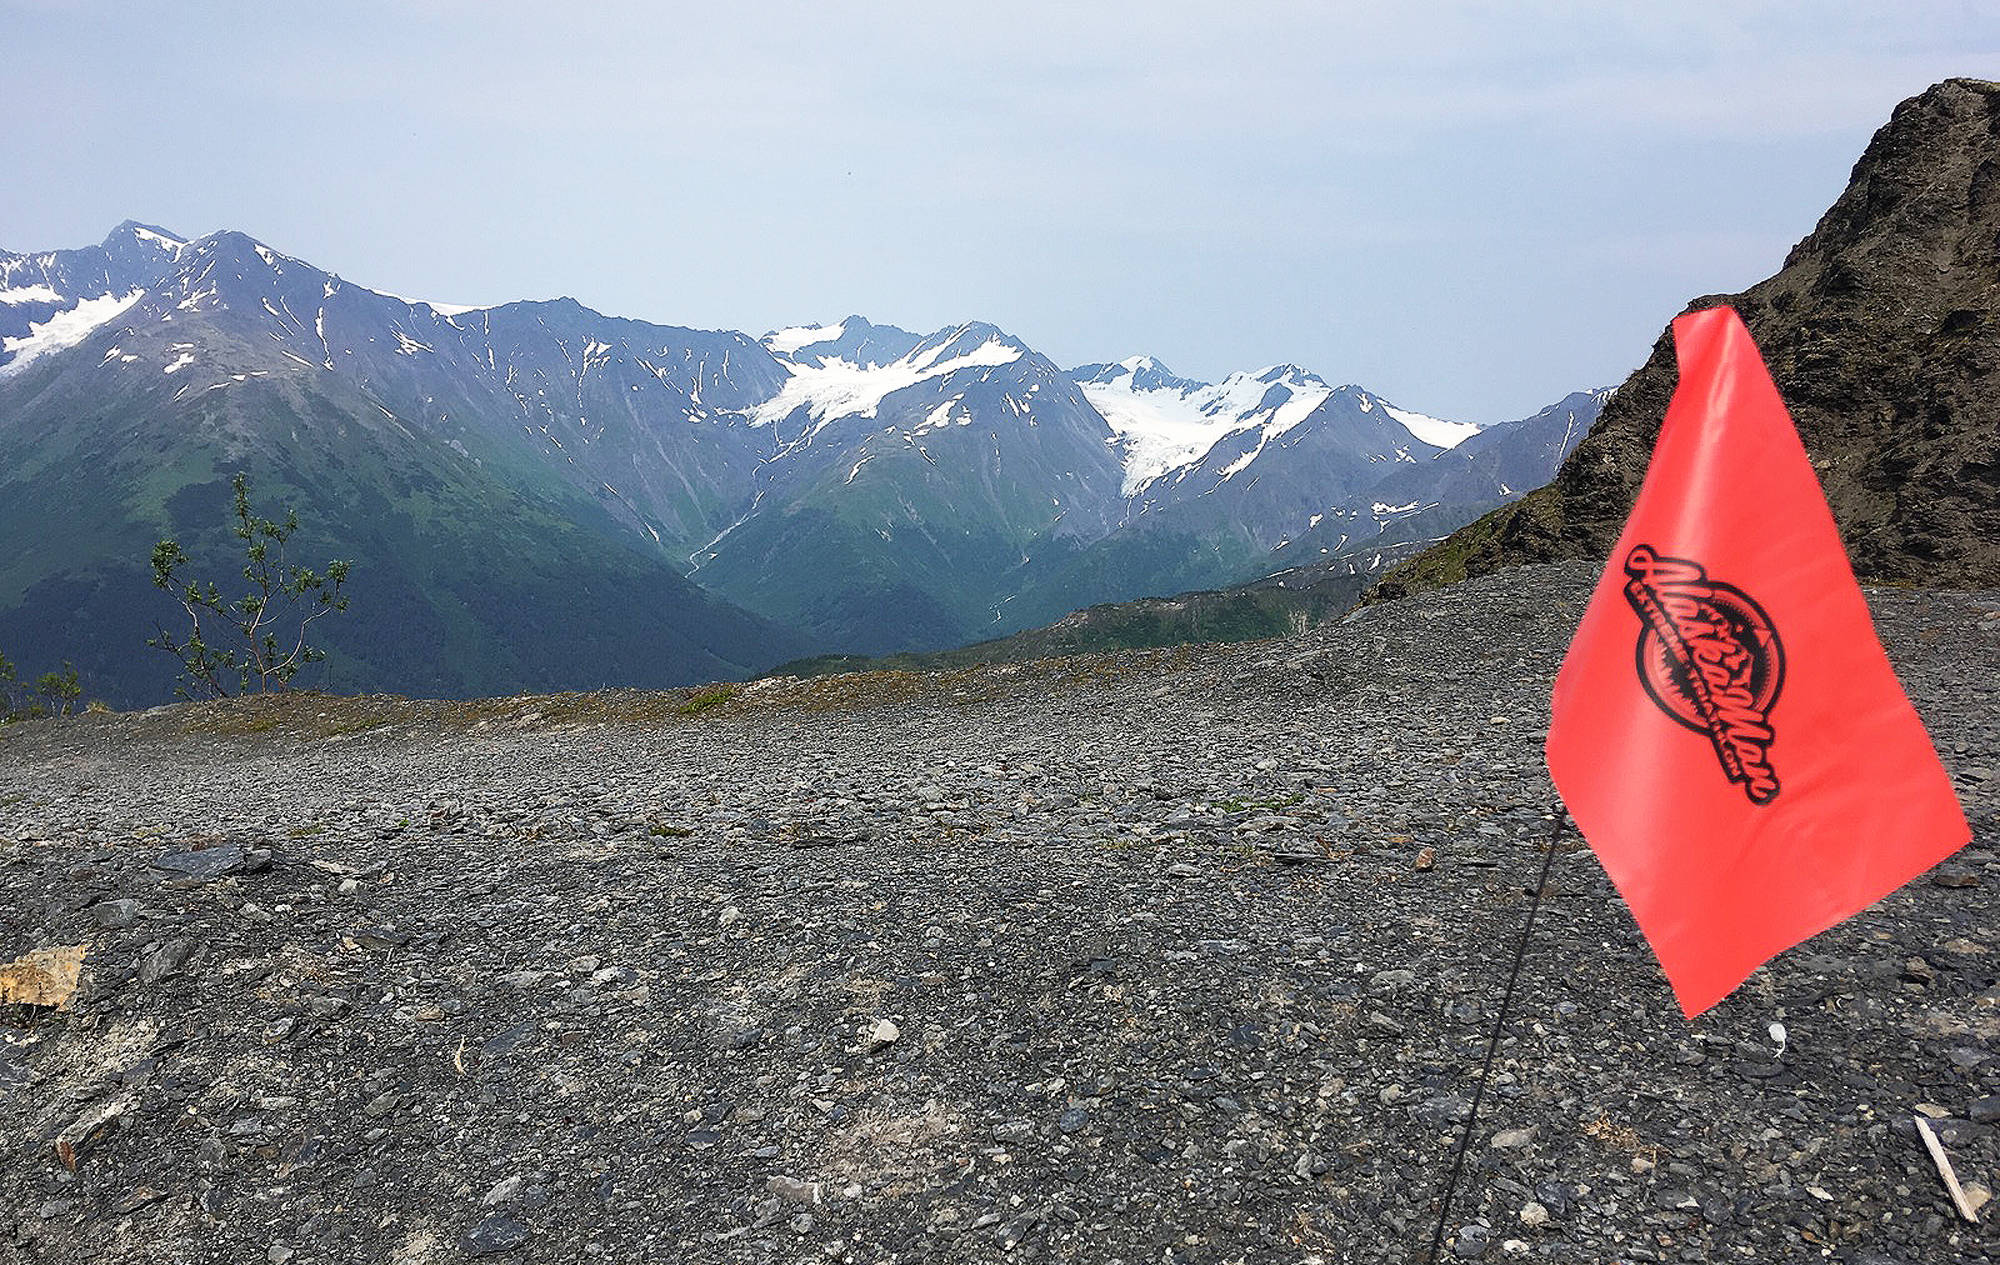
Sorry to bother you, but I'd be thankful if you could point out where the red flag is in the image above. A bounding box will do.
[1546,305,1969,1018]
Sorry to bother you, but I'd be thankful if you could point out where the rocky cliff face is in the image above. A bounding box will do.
[1375,78,2000,600]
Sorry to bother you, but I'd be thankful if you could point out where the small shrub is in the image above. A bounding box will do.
[1,651,92,720]
[148,473,353,699]
[35,664,81,717]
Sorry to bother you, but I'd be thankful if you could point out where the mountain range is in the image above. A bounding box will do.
[0,223,1602,704]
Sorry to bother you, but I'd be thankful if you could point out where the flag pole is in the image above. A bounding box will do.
[1417,808,1564,1265]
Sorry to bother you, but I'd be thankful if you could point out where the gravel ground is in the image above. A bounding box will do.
[1,562,1995,1265]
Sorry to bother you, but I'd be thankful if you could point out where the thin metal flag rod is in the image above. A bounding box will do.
[1417,809,1564,1265]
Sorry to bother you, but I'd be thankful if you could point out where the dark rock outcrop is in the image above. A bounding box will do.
[1374,77,2000,600]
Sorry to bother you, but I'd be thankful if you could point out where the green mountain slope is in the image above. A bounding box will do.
[0,236,805,705]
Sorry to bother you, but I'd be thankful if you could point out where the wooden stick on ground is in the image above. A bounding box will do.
[1914,1114,1980,1224]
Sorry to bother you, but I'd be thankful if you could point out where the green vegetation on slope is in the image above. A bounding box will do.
[768,568,1366,678]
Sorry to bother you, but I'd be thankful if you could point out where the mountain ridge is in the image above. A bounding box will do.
[1,221,1602,701]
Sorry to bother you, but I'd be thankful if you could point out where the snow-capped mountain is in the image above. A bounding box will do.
[0,222,1604,700]
[1273,388,1613,566]
[694,319,1129,650]
[0,222,192,375]
[1074,356,1482,496]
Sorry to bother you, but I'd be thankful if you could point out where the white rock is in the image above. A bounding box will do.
[1518,1201,1548,1228]
[483,1174,525,1206]
[766,1175,821,1205]
[866,1018,900,1050]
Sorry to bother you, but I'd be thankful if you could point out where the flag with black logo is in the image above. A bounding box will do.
[1546,305,1969,1018]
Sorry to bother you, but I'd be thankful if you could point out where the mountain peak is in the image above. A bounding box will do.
[182,228,284,266]
[104,221,187,252]
[933,319,1020,347]
[1069,356,1208,395]
[1251,363,1329,390]
[762,316,925,369]
[903,320,1028,370]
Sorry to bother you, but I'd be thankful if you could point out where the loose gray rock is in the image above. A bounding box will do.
[459,1213,530,1256]
[136,938,195,984]
[0,563,1989,1265]
[92,899,141,929]
[150,844,246,880]
[482,1175,526,1207]
[766,1176,821,1205]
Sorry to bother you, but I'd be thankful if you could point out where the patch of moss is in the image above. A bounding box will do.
[675,684,739,717]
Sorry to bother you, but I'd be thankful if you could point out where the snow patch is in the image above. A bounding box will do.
[128,226,186,251]
[0,290,143,377]
[1084,363,1333,494]
[363,284,487,317]
[1383,404,1481,449]
[1218,441,1265,480]
[764,321,847,356]
[909,334,1017,374]
[1083,382,1231,494]
[162,351,196,374]
[0,284,62,305]
[750,335,1021,431]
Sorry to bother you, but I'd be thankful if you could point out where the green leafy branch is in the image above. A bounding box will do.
[148,473,353,699]
[0,650,82,719]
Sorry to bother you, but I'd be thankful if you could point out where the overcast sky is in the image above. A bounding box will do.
[4,2,1994,420]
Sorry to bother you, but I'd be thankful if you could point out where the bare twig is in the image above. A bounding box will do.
[1915,1114,1980,1224]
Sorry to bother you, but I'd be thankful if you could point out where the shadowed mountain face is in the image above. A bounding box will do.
[1375,78,2000,600]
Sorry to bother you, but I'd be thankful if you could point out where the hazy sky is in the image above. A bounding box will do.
[5,2,1994,420]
